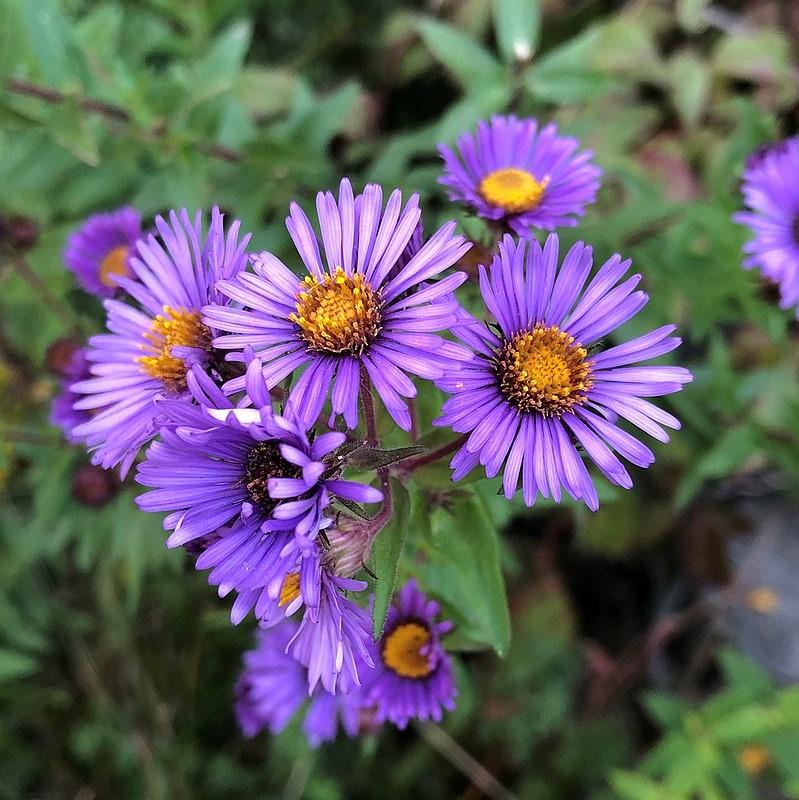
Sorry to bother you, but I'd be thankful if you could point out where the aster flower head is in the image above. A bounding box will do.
[64,206,143,297]
[50,346,93,444]
[436,234,693,510]
[366,579,456,729]
[734,136,799,316]
[204,178,473,432]
[72,207,250,476]
[235,622,369,746]
[438,115,601,237]
[135,358,382,622]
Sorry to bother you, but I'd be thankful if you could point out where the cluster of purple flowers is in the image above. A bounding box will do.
[53,113,707,747]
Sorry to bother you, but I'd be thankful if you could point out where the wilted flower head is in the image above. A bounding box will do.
[436,234,692,510]
[366,579,456,729]
[204,178,472,432]
[72,208,250,476]
[734,137,799,317]
[438,115,601,237]
[64,206,143,297]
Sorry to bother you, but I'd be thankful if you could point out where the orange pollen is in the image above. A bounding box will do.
[479,167,549,214]
[289,266,382,355]
[98,245,130,288]
[137,307,211,393]
[495,324,592,416]
[382,622,433,679]
[279,572,301,607]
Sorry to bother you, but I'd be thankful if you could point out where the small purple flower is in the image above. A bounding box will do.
[64,207,143,297]
[72,208,250,476]
[203,178,472,432]
[436,234,692,510]
[235,623,368,746]
[438,115,601,237]
[50,347,93,444]
[366,579,456,729]
[734,137,799,317]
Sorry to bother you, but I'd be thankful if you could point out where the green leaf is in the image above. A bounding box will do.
[422,493,510,655]
[643,693,691,728]
[416,17,502,88]
[347,444,427,471]
[0,647,39,683]
[493,0,540,63]
[369,479,411,640]
[670,51,710,130]
[611,771,676,800]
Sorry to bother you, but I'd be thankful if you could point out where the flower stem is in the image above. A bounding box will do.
[403,434,467,473]
[359,368,379,448]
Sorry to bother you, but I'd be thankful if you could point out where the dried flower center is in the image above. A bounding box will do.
[279,572,301,607]
[138,307,211,393]
[243,440,299,513]
[382,622,432,679]
[99,245,130,288]
[290,266,382,355]
[495,324,592,416]
[479,168,549,214]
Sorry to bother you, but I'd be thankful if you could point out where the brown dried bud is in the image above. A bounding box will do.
[71,464,122,508]
[2,214,39,252]
[45,339,81,377]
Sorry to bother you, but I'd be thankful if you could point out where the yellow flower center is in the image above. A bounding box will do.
[479,168,549,214]
[137,307,211,392]
[496,324,592,416]
[279,572,301,607]
[382,622,432,679]
[290,266,382,355]
[98,245,130,288]
[738,744,771,776]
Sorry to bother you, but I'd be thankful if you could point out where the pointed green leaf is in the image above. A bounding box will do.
[493,0,540,63]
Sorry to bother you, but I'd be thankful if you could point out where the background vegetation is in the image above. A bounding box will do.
[2,0,799,797]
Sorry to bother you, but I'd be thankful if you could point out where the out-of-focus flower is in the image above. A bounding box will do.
[438,115,601,237]
[71,463,122,507]
[63,207,143,297]
[436,234,692,510]
[204,178,472,432]
[734,138,799,318]
[49,346,92,444]
[366,579,456,729]
[72,208,250,476]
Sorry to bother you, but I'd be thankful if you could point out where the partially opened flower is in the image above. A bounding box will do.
[64,206,143,297]
[436,234,692,510]
[204,178,472,431]
[734,138,799,317]
[366,579,456,729]
[50,347,93,444]
[438,115,601,237]
[235,622,370,746]
[72,208,250,476]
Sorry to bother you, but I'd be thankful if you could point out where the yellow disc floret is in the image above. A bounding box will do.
[138,307,211,392]
[382,622,433,679]
[99,245,130,288]
[279,572,301,607]
[290,267,382,354]
[496,324,592,416]
[479,167,549,214]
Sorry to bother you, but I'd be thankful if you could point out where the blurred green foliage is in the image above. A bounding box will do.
[2,0,799,798]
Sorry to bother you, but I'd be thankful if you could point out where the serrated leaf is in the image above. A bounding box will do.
[422,493,510,655]
[493,0,540,63]
[417,17,502,88]
[369,479,411,640]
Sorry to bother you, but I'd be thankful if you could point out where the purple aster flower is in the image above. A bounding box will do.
[50,347,93,444]
[435,234,693,510]
[203,178,472,431]
[235,623,369,746]
[366,579,456,729]
[438,115,601,237]
[135,359,382,623]
[64,206,143,297]
[71,208,250,476]
[734,137,799,316]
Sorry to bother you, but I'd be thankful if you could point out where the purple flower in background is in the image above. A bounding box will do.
[50,347,93,444]
[204,178,472,431]
[436,234,692,510]
[235,623,369,746]
[71,208,250,476]
[734,137,799,317]
[64,206,143,297]
[438,115,601,237]
[366,579,456,729]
